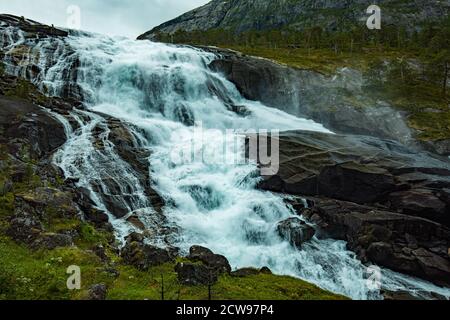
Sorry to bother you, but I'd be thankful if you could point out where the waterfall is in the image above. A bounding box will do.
[1,24,450,300]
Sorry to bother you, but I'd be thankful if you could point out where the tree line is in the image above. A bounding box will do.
[154,20,450,96]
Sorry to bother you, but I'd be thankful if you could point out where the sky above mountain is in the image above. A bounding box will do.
[0,0,208,38]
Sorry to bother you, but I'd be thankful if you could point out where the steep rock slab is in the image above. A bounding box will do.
[301,198,450,287]
[251,130,450,227]
[206,47,417,150]
[0,96,66,157]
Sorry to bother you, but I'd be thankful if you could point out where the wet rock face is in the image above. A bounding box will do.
[301,198,450,287]
[91,117,165,221]
[277,217,315,249]
[206,47,429,153]
[255,130,450,286]
[1,15,83,101]
[0,96,66,158]
[253,130,450,228]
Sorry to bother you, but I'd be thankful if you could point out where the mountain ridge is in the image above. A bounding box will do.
[138,0,450,40]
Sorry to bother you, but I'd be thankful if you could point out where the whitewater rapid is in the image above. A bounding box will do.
[1,25,450,300]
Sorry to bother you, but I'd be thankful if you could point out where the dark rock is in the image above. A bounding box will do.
[126,215,146,230]
[139,1,446,39]
[74,187,112,230]
[251,130,450,227]
[276,217,315,248]
[175,262,217,286]
[0,96,66,158]
[231,268,260,277]
[92,244,109,262]
[188,246,231,274]
[7,211,42,245]
[307,198,450,287]
[107,120,165,215]
[382,290,421,301]
[121,237,173,270]
[206,47,417,149]
[85,209,111,230]
[15,187,78,218]
[125,232,145,244]
[388,189,447,224]
[259,267,272,274]
[32,233,73,250]
[88,284,107,300]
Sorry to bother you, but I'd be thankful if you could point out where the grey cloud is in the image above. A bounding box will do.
[0,0,208,38]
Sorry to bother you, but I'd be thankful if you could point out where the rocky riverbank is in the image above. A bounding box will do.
[246,130,450,288]
[1,13,449,300]
[204,46,450,156]
[0,52,344,300]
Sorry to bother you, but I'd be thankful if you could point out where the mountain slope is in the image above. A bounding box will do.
[138,0,450,40]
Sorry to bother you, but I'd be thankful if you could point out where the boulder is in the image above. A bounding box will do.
[121,235,173,270]
[0,96,67,158]
[303,198,450,287]
[259,267,273,274]
[231,267,272,277]
[276,217,315,248]
[188,246,231,274]
[88,284,107,300]
[7,211,42,245]
[251,130,450,227]
[175,262,218,286]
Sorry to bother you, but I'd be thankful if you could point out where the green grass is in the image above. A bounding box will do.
[216,45,450,141]
[212,45,415,74]
[0,235,348,300]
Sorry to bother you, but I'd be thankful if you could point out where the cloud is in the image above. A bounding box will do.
[0,0,209,38]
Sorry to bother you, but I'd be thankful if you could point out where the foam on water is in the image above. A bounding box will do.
[1,25,449,300]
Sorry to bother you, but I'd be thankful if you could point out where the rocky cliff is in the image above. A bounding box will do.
[246,129,450,287]
[0,15,348,300]
[2,14,450,300]
[203,46,450,156]
[138,0,450,40]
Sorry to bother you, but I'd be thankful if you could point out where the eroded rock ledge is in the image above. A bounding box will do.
[204,46,449,156]
[250,130,450,287]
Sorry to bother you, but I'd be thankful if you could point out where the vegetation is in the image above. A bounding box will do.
[0,139,345,300]
[156,20,450,141]
[0,233,347,300]
[0,168,346,300]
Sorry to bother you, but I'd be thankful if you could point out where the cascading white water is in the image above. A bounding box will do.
[1,24,450,300]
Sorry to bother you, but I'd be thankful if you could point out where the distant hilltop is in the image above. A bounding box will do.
[138,0,450,40]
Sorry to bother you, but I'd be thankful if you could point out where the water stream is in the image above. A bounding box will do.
[1,23,449,300]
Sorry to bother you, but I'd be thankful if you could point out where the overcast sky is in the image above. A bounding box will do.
[0,0,209,38]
